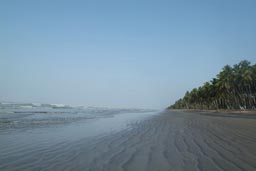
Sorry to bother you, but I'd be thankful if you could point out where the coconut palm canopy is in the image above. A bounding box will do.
[169,60,256,110]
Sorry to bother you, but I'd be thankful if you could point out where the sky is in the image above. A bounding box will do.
[1,0,256,109]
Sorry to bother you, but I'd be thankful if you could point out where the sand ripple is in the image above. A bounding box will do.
[1,111,256,171]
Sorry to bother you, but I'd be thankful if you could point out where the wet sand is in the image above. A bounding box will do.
[1,110,256,171]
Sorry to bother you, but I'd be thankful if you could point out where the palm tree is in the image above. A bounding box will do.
[168,60,256,110]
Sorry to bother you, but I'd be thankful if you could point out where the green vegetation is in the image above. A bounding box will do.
[169,60,256,110]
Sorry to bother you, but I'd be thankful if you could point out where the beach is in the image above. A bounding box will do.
[1,109,256,171]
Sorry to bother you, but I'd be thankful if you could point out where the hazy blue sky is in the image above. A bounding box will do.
[1,0,256,108]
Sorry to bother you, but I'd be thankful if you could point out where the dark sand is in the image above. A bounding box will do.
[1,110,256,171]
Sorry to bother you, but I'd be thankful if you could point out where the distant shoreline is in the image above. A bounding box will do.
[169,109,256,115]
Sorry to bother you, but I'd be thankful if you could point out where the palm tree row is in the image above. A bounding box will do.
[168,60,256,110]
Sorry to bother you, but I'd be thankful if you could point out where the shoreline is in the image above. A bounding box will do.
[169,109,256,115]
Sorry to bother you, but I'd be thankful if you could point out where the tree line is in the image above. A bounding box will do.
[168,60,256,110]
